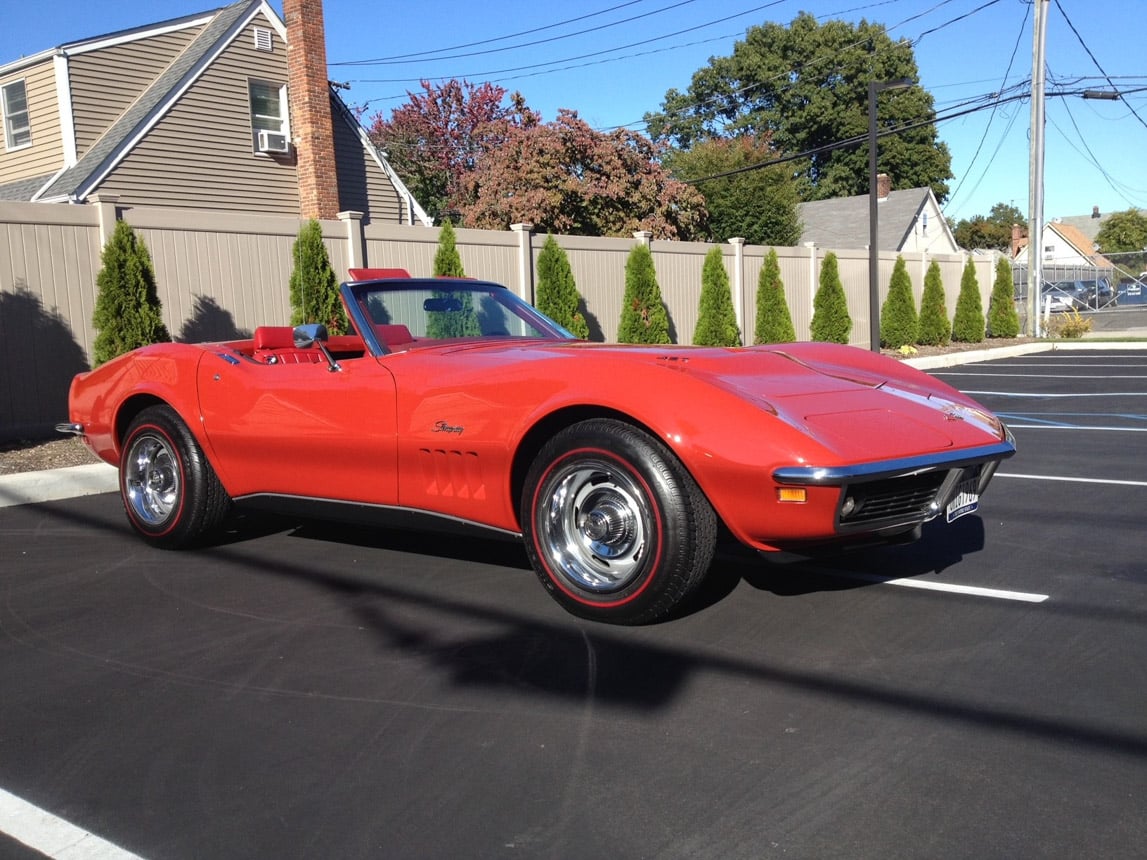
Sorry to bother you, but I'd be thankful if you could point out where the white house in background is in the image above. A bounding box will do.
[1012,219,1114,270]
[797,174,960,254]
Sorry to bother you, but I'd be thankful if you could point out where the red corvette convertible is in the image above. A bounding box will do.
[60,273,1014,624]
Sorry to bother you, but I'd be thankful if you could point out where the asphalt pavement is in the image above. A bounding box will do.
[2,343,1145,860]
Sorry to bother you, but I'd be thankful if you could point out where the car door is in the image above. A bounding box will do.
[196,351,399,504]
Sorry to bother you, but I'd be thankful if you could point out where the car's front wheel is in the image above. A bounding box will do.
[120,405,231,548]
[521,418,717,624]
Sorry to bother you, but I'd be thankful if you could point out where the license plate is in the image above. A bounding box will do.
[946,477,979,523]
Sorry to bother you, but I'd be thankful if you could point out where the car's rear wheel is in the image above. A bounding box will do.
[521,418,716,624]
[120,405,231,548]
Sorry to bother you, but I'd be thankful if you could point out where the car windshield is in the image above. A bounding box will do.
[342,279,574,354]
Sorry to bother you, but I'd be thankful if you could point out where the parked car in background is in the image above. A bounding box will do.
[1081,278,1115,308]
[1042,281,1086,312]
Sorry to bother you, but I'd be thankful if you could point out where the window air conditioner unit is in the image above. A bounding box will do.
[257,130,290,154]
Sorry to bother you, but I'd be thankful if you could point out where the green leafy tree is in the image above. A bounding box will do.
[617,243,671,344]
[535,234,590,339]
[92,220,170,366]
[665,136,801,246]
[880,256,918,349]
[1095,208,1147,276]
[917,261,951,346]
[952,259,985,343]
[428,220,479,337]
[693,247,740,346]
[289,219,346,334]
[754,248,797,344]
[647,12,952,203]
[987,256,1020,338]
[810,252,851,344]
[952,202,1025,251]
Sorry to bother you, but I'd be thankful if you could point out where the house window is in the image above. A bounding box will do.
[2,80,32,150]
[249,80,288,152]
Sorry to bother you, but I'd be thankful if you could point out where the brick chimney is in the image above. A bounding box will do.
[1011,223,1028,259]
[1092,205,1101,219]
[284,0,339,220]
[876,173,891,200]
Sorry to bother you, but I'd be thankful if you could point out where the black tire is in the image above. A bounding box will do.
[521,418,717,624]
[120,405,231,549]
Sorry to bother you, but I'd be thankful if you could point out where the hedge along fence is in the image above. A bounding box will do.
[1,199,1001,438]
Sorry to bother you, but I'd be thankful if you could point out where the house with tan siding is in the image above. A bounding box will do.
[0,0,430,226]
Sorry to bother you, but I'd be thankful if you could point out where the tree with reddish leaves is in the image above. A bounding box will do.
[366,80,538,223]
[458,109,708,240]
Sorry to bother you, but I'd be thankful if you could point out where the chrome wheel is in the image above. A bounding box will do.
[522,418,717,624]
[539,457,652,593]
[124,432,180,526]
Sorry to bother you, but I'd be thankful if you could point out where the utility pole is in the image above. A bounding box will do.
[1027,0,1049,335]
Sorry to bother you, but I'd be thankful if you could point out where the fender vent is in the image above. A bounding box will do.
[418,448,486,500]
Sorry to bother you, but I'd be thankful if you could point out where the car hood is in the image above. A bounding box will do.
[434,340,1006,458]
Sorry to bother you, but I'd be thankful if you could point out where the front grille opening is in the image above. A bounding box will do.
[838,471,948,530]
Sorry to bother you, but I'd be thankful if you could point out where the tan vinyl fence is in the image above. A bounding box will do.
[1,199,1002,439]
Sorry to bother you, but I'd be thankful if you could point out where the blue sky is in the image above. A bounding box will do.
[4,0,1145,225]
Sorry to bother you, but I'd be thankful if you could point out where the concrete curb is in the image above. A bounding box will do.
[0,462,119,509]
[1,339,1142,508]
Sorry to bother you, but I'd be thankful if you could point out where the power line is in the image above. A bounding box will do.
[332,0,704,66]
[1052,0,1147,133]
[943,0,1030,211]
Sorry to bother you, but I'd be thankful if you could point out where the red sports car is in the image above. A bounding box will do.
[60,274,1014,624]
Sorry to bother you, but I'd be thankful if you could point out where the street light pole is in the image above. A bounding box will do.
[868,78,912,352]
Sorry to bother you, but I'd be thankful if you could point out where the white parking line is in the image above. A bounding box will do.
[833,571,1049,602]
[938,372,1147,379]
[997,473,1147,488]
[0,788,145,860]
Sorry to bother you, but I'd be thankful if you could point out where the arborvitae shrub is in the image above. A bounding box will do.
[617,243,671,344]
[952,259,986,343]
[810,251,851,344]
[433,219,466,277]
[754,248,797,344]
[917,261,951,346]
[92,220,170,366]
[536,234,590,339]
[693,247,740,346]
[880,255,918,349]
[289,219,346,334]
[987,256,1020,338]
[428,220,479,337]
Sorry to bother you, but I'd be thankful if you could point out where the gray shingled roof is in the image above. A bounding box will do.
[36,0,257,202]
[0,173,56,201]
[798,188,932,251]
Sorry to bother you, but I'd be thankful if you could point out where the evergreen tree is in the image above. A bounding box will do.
[289,219,346,334]
[810,252,851,344]
[428,220,479,337]
[535,234,590,339]
[433,219,466,277]
[952,259,986,343]
[917,260,951,346]
[693,247,740,346]
[92,220,170,366]
[880,256,918,349]
[754,248,797,344]
[617,243,671,344]
[987,256,1020,338]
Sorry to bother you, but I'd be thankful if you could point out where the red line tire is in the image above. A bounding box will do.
[120,405,231,549]
[522,418,716,624]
